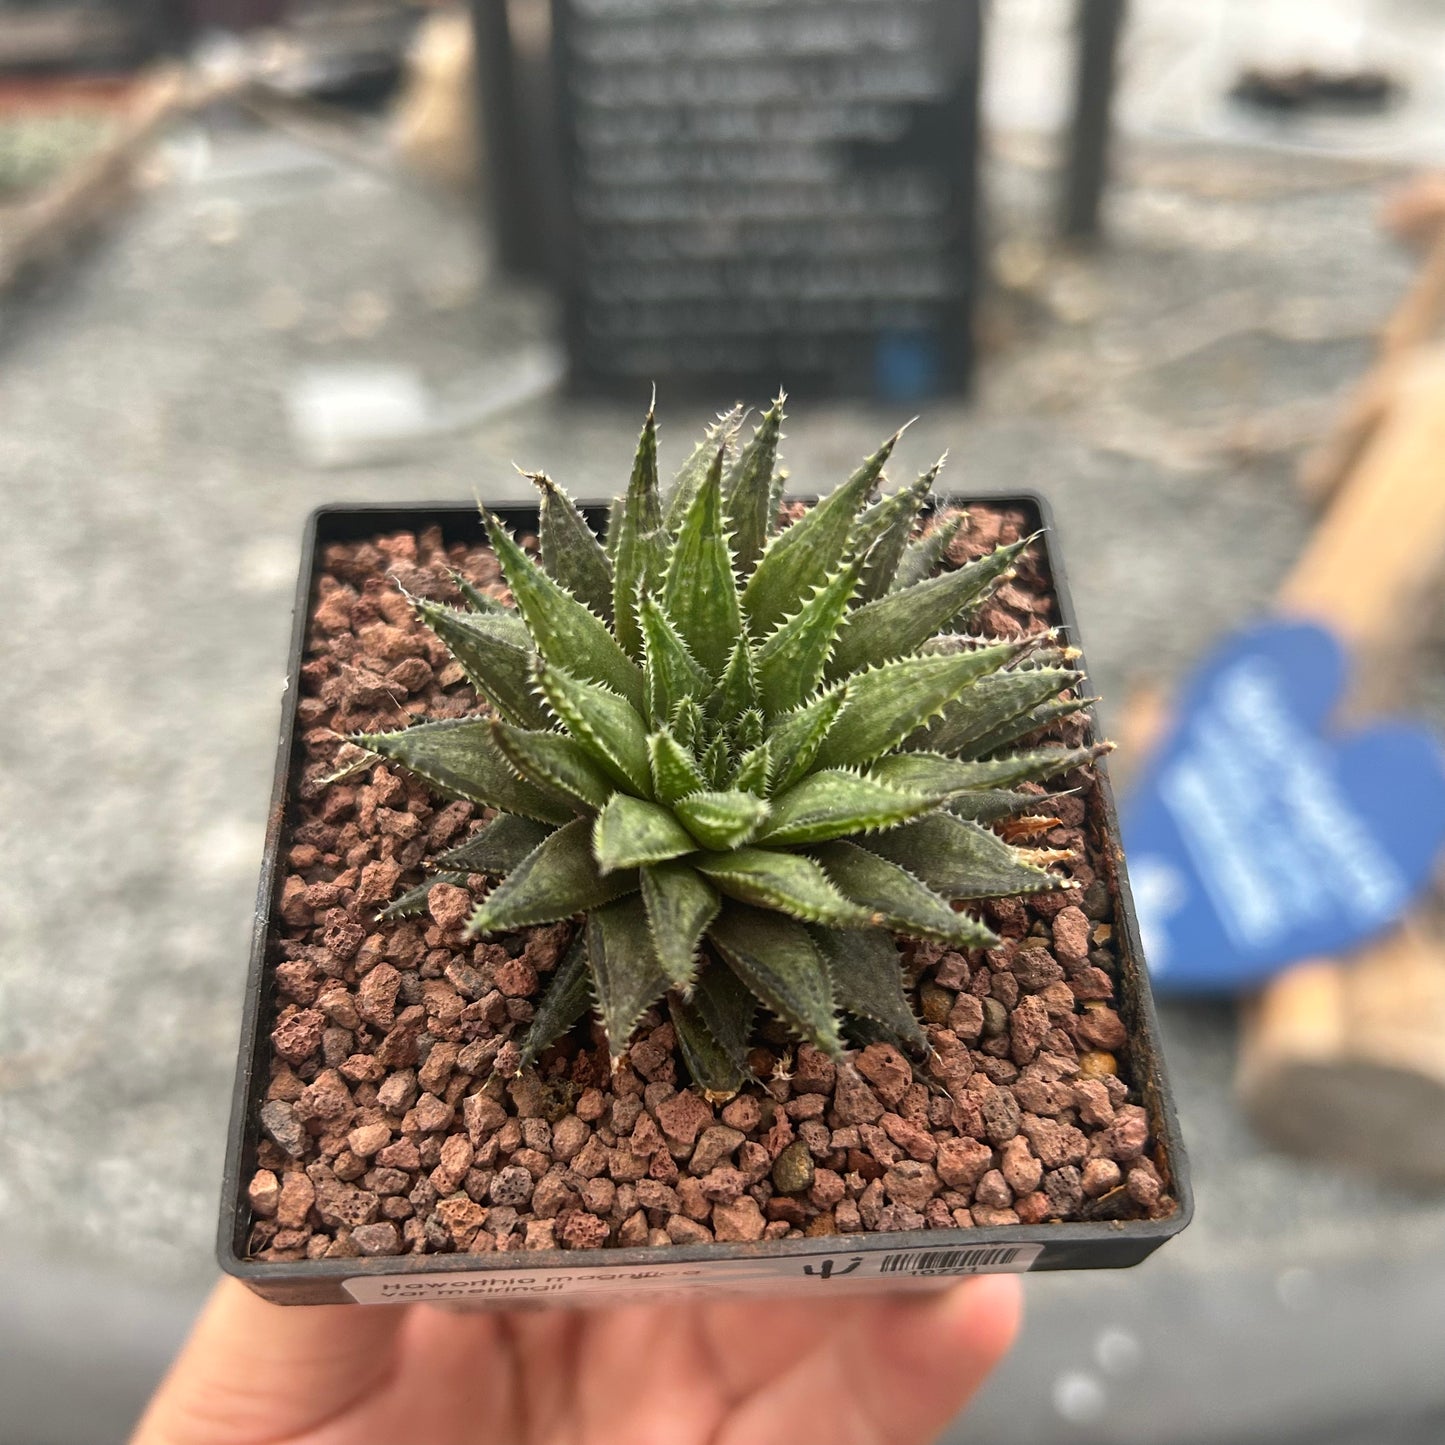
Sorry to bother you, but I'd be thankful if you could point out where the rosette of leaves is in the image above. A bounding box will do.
[349,396,1104,1094]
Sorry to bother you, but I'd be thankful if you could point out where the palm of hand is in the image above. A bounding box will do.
[135,1278,1018,1445]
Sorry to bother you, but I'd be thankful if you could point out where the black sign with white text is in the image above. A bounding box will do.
[549,0,981,399]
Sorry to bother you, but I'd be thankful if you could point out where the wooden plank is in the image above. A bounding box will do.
[1243,353,1445,1177]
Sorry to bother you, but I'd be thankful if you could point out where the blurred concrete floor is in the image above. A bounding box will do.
[3,98,1445,1445]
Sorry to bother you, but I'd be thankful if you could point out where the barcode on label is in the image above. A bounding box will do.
[879,1246,1027,1274]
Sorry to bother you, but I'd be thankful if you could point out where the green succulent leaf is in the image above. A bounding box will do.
[587,896,670,1062]
[485,510,645,712]
[611,406,668,660]
[532,472,613,621]
[811,925,926,1054]
[593,793,697,873]
[639,595,708,725]
[692,962,759,1071]
[640,861,719,988]
[812,840,998,947]
[709,905,844,1058]
[853,464,941,605]
[379,872,468,920]
[491,721,614,813]
[672,697,703,752]
[949,789,1059,823]
[755,558,862,716]
[742,428,901,635]
[668,993,748,1096]
[722,392,784,572]
[907,667,1084,755]
[355,719,576,824]
[700,731,731,789]
[870,743,1107,796]
[663,448,743,676]
[468,818,638,934]
[450,571,506,613]
[767,684,848,791]
[517,930,592,1069]
[734,708,764,753]
[410,600,550,730]
[663,403,744,527]
[732,738,771,795]
[757,768,944,845]
[715,632,759,723]
[893,510,965,593]
[669,961,757,1094]
[696,847,878,927]
[674,790,771,850]
[826,535,1035,679]
[433,811,555,874]
[603,493,624,562]
[647,727,707,805]
[959,695,1097,759]
[535,662,653,798]
[814,642,1024,770]
[865,813,1062,898]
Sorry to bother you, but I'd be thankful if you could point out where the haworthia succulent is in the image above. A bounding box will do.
[722,393,784,572]
[825,534,1036,679]
[640,860,718,988]
[467,818,638,934]
[813,642,1025,770]
[742,428,901,635]
[491,721,615,813]
[485,511,644,712]
[516,930,591,1068]
[754,558,862,717]
[696,847,877,929]
[639,595,708,725]
[674,790,771,850]
[709,905,844,1057]
[853,464,942,605]
[662,403,744,527]
[355,719,576,824]
[892,509,966,593]
[410,601,550,730]
[343,397,1104,1083]
[593,793,697,873]
[812,840,998,948]
[535,662,653,799]
[768,685,848,792]
[532,471,613,621]
[757,768,945,845]
[587,896,669,1062]
[812,925,926,1054]
[863,813,1061,898]
[433,812,555,874]
[663,449,742,676]
[611,406,667,660]
[905,667,1084,756]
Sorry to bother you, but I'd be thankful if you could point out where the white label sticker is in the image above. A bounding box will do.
[344,1242,1041,1307]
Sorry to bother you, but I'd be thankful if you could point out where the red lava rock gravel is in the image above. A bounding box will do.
[245,510,1177,1263]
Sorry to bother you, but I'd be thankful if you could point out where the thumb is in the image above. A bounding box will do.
[130,1277,405,1445]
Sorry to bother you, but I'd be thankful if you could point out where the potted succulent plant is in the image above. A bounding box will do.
[221,396,1190,1305]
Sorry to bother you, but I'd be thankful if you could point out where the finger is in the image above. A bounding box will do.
[714,1275,1022,1445]
[692,1297,879,1402]
[130,1277,405,1445]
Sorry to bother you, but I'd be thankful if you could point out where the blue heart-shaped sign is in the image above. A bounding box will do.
[1124,620,1445,995]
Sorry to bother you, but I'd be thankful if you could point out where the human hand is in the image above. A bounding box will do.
[132,1273,1019,1445]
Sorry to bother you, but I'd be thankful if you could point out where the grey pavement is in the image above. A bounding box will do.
[2,66,1444,1445]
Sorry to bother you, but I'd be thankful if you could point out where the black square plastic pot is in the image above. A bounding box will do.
[220,494,1192,1306]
